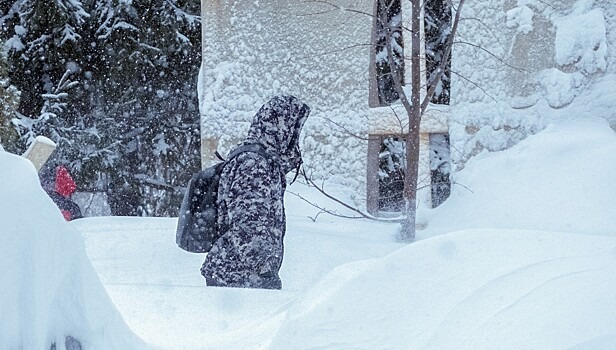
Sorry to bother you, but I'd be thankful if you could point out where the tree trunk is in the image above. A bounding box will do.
[399,0,422,242]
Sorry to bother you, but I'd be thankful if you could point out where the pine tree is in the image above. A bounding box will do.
[87,0,202,216]
[0,44,20,152]
[1,0,89,117]
[0,0,94,166]
[2,0,202,216]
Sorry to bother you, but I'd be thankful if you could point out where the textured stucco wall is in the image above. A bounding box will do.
[198,0,453,207]
[199,0,374,197]
[199,0,615,206]
[450,0,615,169]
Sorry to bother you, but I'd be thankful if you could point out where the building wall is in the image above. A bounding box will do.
[199,0,452,209]
[450,0,615,169]
[199,0,615,209]
[199,0,374,199]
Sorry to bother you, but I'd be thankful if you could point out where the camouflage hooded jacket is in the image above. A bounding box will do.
[201,96,310,289]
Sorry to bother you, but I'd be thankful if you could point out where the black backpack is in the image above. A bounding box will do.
[176,143,273,253]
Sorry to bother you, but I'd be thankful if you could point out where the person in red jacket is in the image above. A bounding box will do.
[40,164,83,221]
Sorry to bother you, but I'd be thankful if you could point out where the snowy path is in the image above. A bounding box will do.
[73,214,616,350]
[72,205,404,349]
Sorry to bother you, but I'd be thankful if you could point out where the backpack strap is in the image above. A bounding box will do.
[226,143,280,169]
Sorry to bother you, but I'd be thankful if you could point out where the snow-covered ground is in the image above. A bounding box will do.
[0,152,147,350]
[3,117,612,349]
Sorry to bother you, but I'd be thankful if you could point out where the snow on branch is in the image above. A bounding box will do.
[12,70,79,146]
[60,25,82,45]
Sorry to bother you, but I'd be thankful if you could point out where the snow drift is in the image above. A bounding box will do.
[72,116,616,349]
[265,117,616,349]
[420,117,616,237]
[268,229,616,350]
[0,151,148,349]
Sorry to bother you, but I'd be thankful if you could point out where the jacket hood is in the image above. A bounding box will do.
[244,95,310,174]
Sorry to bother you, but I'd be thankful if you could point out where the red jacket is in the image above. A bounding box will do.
[55,166,77,198]
[42,165,82,221]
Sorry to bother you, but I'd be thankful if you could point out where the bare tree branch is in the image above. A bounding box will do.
[299,168,406,222]
[446,135,469,160]
[450,70,498,102]
[452,40,530,72]
[308,210,326,222]
[452,181,474,193]
[322,118,369,140]
[534,0,556,10]
[459,17,505,50]
[279,43,371,62]
[301,0,375,18]
[389,105,408,135]
[287,190,367,220]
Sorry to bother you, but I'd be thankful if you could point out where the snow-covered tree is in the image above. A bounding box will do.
[84,0,202,216]
[2,0,201,216]
[1,0,96,172]
[1,0,89,117]
[0,44,19,152]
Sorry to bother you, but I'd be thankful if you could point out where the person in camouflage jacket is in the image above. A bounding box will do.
[201,95,310,289]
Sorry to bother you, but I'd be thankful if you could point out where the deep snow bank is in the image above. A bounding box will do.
[261,117,616,349]
[266,229,616,350]
[0,152,149,349]
[420,117,616,236]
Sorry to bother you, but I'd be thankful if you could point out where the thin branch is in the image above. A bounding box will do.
[277,43,371,62]
[452,180,474,193]
[452,40,530,72]
[388,105,408,135]
[534,0,556,10]
[308,210,326,222]
[287,191,366,220]
[300,168,405,222]
[450,70,498,103]
[459,17,505,50]
[447,136,468,160]
[320,116,369,140]
[301,0,374,18]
